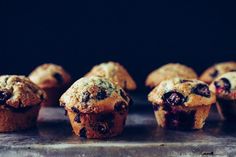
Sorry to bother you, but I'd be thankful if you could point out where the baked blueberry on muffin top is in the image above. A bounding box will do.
[200,61,236,84]
[146,63,197,88]
[60,76,131,138]
[210,72,236,100]
[29,63,71,88]
[0,75,46,109]
[148,78,215,107]
[86,61,136,91]
[148,78,215,130]
[60,76,131,113]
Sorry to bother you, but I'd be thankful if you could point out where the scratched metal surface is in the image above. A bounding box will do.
[0,94,236,157]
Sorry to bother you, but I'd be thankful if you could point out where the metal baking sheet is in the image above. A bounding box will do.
[0,94,235,157]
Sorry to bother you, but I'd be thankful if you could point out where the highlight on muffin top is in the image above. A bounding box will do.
[60,76,131,114]
[210,71,236,100]
[29,63,71,88]
[145,63,198,88]
[200,61,236,84]
[148,78,216,107]
[86,61,136,91]
[0,75,46,108]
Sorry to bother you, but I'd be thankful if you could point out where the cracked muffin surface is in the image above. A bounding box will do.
[148,78,215,107]
[29,63,71,88]
[60,76,131,113]
[146,63,197,88]
[200,61,236,84]
[0,75,46,109]
[86,61,136,90]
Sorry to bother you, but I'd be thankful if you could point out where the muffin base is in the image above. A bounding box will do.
[217,98,236,120]
[0,105,40,132]
[67,110,127,139]
[153,105,211,130]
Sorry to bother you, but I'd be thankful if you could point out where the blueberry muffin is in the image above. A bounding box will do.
[60,76,131,139]
[200,61,236,84]
[29,63,71,107]
[146,63,198,88]
[148,78,216,130]
[86,61,136,91]
[0,75,46,132]
[209,72,236,120]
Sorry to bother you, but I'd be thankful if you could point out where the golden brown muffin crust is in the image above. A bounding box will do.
[146,63,198,88]
[60,76,131,113]
[200,61,236,84]
[148,78,216,107]
[86,61,136,90]
[0,75,46,108]
[29,63,71,88]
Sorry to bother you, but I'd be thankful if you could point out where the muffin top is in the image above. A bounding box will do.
[86,61,136,90]
[145,63,198,88]
[29,63,71,88]
[148,78,216,107]
[210,72,236,100]
[200,61,236,84]
[60,76,131,113]
[0,75,46,109]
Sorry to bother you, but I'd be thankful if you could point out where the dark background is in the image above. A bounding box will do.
[1,1,236,90]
